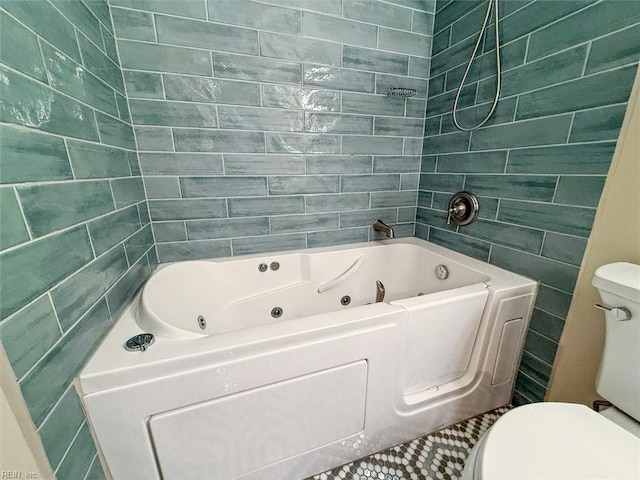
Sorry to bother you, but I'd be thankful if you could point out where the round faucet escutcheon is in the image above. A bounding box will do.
[447,192,479,226]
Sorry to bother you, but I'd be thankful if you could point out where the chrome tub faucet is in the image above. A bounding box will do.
[375,281,385,303]
[372,219,395,238]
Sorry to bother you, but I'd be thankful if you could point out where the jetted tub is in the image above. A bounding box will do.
[79,237,537,480]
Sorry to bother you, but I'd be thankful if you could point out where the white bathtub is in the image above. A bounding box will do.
[78,238,537,480]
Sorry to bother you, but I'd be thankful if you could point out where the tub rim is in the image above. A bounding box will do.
[78,237,537,395]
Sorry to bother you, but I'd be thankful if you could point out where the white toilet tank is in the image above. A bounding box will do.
[592,262,640,422]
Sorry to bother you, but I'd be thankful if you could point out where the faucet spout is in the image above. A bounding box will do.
[376,280,385,303]
[372,219,395,238]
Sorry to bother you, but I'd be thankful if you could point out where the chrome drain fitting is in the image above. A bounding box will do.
[124,333,155,352]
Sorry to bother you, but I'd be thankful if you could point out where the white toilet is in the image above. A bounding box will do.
[463,262,640,479]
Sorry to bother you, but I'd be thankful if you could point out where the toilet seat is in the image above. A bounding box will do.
[473,402,640,479]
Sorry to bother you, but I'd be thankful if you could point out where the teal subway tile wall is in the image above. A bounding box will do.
[111,0,435,262]
[420,0,639,404]
[1,0,639,476]
[0,1,153,478]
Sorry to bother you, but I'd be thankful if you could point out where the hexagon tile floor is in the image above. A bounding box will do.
[309,406,512,480]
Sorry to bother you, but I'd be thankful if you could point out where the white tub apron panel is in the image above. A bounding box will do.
[150,361,367,479]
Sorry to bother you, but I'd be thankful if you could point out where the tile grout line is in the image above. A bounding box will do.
[62,139,78,181]
[581,41,593,77]
[523,33,531,64]
[82,454,99,480]
[35,36,51,86]
[534,304,571,321]
[12,187,34,241]
[54,421,87,474]
[565,112,576,144]
[518,366,551,390]
[539,230,548,256]
[116,30,433,62]
[47,292,65,335]
[35,383,75,434]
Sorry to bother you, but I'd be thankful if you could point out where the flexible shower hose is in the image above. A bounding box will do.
[452,0,501,132]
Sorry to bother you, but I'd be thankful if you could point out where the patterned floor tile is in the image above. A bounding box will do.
[309,406,512,480]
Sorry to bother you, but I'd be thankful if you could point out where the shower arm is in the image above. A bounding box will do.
[452,0,501,132]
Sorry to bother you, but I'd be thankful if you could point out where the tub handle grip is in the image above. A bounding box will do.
[317,255,365,293]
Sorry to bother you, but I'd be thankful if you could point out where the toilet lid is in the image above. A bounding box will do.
[477,402,640,479]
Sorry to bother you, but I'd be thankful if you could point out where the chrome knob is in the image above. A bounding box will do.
[435,264,450,280]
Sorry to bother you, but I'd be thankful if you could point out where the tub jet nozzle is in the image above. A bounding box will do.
[376,280,385,303]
